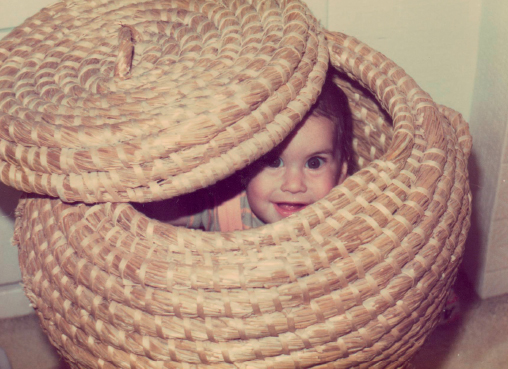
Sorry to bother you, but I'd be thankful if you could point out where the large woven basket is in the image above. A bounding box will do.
[2,0,471,368]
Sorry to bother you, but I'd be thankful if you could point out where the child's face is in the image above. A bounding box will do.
[246,115,347,224]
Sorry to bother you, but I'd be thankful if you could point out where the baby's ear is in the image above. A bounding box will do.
[338,162,348,184]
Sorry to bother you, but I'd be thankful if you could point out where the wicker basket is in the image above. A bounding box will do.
[1,0,471,368]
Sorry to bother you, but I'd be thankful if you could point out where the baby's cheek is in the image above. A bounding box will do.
[246,179,272,223]
[314,173,339,199]
[247,175,269,204]
[247,172,267,195]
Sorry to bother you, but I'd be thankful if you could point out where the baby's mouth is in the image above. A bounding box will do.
[274,202,307,217]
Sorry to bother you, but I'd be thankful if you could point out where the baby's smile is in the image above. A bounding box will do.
[273,202,308,217]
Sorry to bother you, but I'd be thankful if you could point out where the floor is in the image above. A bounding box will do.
[0,272,507,369]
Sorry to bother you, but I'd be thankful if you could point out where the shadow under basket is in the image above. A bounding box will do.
[2,1,472,368]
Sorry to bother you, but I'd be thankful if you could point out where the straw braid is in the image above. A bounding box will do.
[0,0,327,203]
[13,22,472,369]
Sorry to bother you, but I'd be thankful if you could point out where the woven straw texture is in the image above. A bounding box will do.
[0,0,327,203]
[4,0,472,369]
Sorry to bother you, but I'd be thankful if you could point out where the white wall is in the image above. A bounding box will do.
[323,0,481,122]
[0,0,488,317]
[463,0,508,298]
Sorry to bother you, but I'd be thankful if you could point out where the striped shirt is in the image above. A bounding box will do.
[186,190,264,231]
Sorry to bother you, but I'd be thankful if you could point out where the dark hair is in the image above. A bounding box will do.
[305,70,356,175]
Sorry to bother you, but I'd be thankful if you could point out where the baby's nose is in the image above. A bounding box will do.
[281,168,307,193]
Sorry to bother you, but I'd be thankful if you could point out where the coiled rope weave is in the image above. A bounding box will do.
[1,0,472,368]
[0,0,328,203]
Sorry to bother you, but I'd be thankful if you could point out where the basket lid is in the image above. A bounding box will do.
[0,0,328,203]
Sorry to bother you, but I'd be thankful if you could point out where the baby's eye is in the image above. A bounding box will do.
[306,157,324,169]
[267,157,283,168]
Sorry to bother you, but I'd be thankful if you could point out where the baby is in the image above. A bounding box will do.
[245,75,355,226]
[136,72,355,231]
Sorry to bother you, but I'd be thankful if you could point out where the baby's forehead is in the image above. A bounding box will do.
[262,113,338,159]
[296,112,335,132]
[301,113,338,139]
[285,115,337,145]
